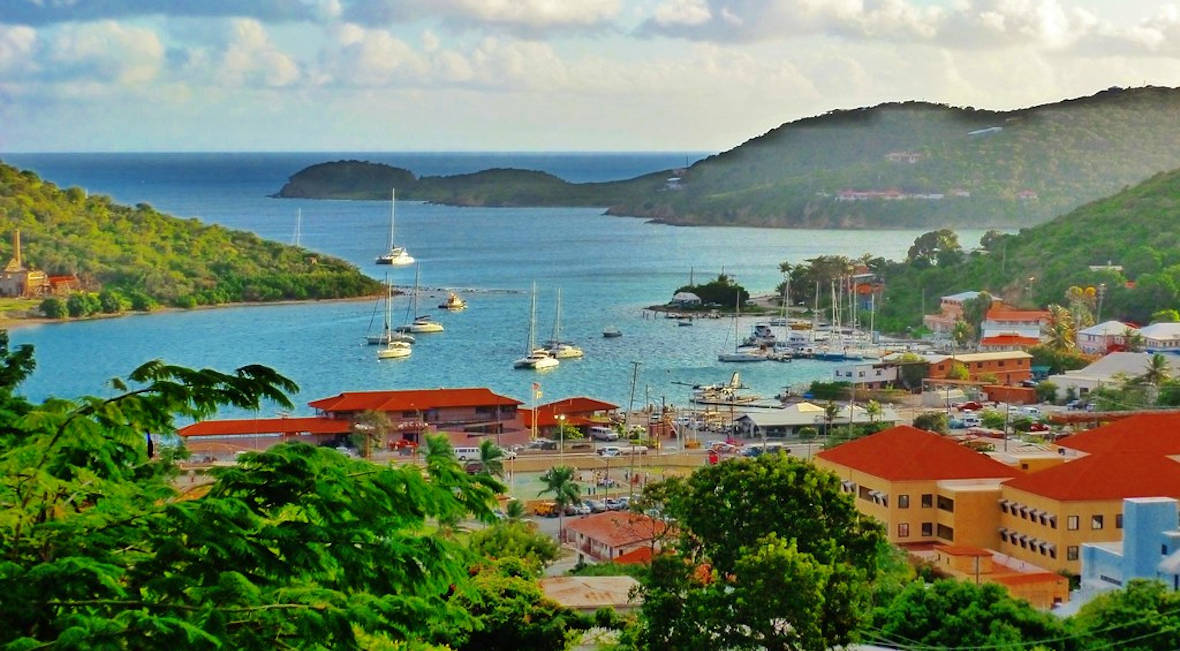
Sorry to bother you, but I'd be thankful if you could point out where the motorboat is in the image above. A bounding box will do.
[603,326,622,338]
[741,323,776,347]
[438,292,466,311]
[375,189,414,266]
[718,350,769,363]
[690,372,761,405]
[514,282,560,371]
[677,318,693,327]
[376,340,412,360]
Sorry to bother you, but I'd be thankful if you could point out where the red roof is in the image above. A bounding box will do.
[1056,413,1180,454]
[540,396,619,414]
[177,417,351,437]
[816,425,1021,481]
[979,335,1040,347]
[308,388,521,413]
[613,546,654,565]
[935,544,991,557]
[520,409,593,429]
[566,511,668,548]
[1003,452,1180,501]
[985,307,1050,322]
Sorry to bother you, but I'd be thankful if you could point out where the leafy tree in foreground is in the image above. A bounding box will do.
[913,411,949,433]
[633,454,885,650]
[467,520,560,572]
[1070,579,1180,650]
[0,345,504,649]
[869,580,1067,650]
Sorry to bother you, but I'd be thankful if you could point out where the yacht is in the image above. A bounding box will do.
[375,189,414,266]
[395,265,444,334]
[514,282,560,370]
[376,340,412,360]
[741,323,776,347]
[438,292,466,311]
[602,326,622,338]
[544,288,583,359]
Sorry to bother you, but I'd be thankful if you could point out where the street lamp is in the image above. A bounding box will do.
[557,414,566,463]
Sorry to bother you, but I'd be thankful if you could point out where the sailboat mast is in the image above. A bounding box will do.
[528,282,537,352]
[389,189,396,250]
[384,273,392,333]
[552,288,562,343]
[294,208,302,246]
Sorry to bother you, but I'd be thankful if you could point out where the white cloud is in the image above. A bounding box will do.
[47,21,164,84]
[0,24,35,73]
[217,19,300,87]
[342,0,621,35]
[652,0,712,26]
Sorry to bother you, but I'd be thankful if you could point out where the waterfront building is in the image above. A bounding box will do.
[177,416,353,459]
[925,351,1033,386]
[521,396,619,438]
[309,387,522,439]
[735,402,899,438]
[833,361,899,389]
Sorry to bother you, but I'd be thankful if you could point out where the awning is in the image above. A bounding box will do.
[841,480,855,490]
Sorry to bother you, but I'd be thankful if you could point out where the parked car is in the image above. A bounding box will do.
[590,426,620,441]
[564,503,591,516]
[1021,406,1043,417]
[1028,422,1050,432]
[597,446,622,457]
[586,499,607,513]
[604,498,625,511]
[528,438,558,450]
[956,401,984,412]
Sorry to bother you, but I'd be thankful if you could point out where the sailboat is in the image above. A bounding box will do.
[375,189,414,266]
[367,275,415,345]
[544,288,583,359]
[396,265,444,334]
[514,283,560,370]
[718,291,767,363]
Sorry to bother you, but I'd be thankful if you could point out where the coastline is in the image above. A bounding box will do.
[0,294,381,331]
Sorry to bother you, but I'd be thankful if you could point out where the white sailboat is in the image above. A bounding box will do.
[375,189,414,266]
[396,265,444,334]
[545,288,583,359]
[718,291,767,363]
[367,276,415,345]
[376,339,412,359]
[514,283,560,370]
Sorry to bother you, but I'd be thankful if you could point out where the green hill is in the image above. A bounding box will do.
[0,163,381,312]
[279,86,1180,229]
[873,166,1180,332]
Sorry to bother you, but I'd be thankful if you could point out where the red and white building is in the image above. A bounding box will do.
[566,511,669,563]
[521,396,619,438]
[979,305,1048,351]
[1077,321,1134,355]
[923,291,981,335]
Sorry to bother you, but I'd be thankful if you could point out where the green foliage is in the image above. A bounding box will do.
[97,288,123,313]
[895,352,929,390]
[981,409,1007,430]
[913,411,949,433]
[675,273,749,307]
[869,580,1068,649]
[539,465,581,539]
[633,455,885,650]
[808,380,850,400]
[1152,308,1180,322]
[798,425,819,442]
[468,521,560,573]
[1029,344,1091,374]
[1070,579,1180,650]
[0,345,511,649]
[1036,380,1060,403]
[349,409,391,459]
[908,229,963,267]
[0,163,381,310]
[947,361,970,380]
[38,296,64,318]
[569,561,649,581]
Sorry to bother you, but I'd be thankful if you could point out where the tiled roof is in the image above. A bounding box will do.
[566,511,668,548]
[979,335,1041,347]
[986,306,1050,322]
[815,425,1022,481]
[541,396,619,414]
[1056,413,1180,454]
[613,546,654,565]
[1003,452,1180,501]
[935,544,991,557]
[520,409,593,429]
[308,388,521,413]
[177,417,351,437]
[1078,321,1134,337]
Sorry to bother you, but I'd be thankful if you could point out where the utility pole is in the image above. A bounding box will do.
[1097,283,1107,323]
[627,361,641,499]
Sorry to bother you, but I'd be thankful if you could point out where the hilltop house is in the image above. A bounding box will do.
[1078,321,1134,355]
[1046,352,1180,401]
[565,511,669,563]
[1137,322,1180,353]
[0,231,48,299]
[979,305,1048,350]
[923,291,980,335]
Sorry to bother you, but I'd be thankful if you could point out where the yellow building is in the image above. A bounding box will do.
[815,425,1020,546]
[0,230,46,298]
[929,545,1069,609]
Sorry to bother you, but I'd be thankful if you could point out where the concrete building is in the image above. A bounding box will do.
[1081,497,1180,595]
[1047,352,1180,401]
[833,361,899,389]
[0,230,48,298]
[735,402,899,438]
[1077,321,1134,355]
[565,511,668,563]
[520,396,618,438]
[979,305,1048,343]
[177,416,353,460]
[309,387,523,441]
[923,291,980,335]
[539,576,642,614]
[924,545,1069,610]
[1138,322,1180,353]
[926,351,1033,386]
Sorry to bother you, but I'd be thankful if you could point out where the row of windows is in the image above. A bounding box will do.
[896,522,937,538]
[1064,514,1121,531]
[1000,531,1058,559]
[1002,502,1123,531]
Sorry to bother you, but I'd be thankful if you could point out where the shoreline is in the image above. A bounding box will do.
[0,294,381,331]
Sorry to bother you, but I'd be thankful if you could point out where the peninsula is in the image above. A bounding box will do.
[0,162,380,321]
[277,86,1180,229]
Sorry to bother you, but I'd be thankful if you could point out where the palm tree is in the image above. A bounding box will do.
[350,409,392,459]
[823,400,840,434]
[539,465,581,542]
[504,499,526,521]
[1141,353,1171,404]
[865,400,883,424]
[474,439,505,478]
[1046,304,1076,351]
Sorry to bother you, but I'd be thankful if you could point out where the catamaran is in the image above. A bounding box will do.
[366,275,414,345]
[395,264,444,333]
[375,189,414,266]
[718,292,768,363]
[514,282,560,370]
[544,288,583,359]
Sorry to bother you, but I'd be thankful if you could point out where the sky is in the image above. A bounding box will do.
[1,0,1179,152]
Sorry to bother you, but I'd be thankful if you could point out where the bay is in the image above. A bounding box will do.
[3,152,990,414]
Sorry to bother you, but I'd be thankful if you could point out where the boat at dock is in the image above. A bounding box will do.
[687,372,762,406]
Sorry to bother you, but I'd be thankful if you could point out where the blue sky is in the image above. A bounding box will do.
[1,0,1177,152]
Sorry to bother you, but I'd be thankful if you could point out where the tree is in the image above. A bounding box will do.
[39,297,65,318]
[1070,579,1180,650]
[870,580,1067,649]
[1046,304,1077,351]
[895,352,928,391]
[1124,327,1146,352]
[504,499,526,521]
[0,351,508,648]
[97,288,123,314]
[981,410,1006,430]
[798,425,818,442]
[633,455,885,650]
[951,319,973,348]
[468,521,560,572]
[474,438,507,477]
[913,411,949,433]
[1035,380,1059,403]
[1152,308,1180,323]
[961,291,993,341]
[947,361,970,380]
[907,229,962,267]
[980,229,1006,251]
[1140,353,1171,388]
[539,465,581,541]
[864,399,882,423]
[350,409,392,459]
[823,400,841,432]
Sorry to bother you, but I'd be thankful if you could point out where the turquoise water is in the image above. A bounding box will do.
[3,153,990,413]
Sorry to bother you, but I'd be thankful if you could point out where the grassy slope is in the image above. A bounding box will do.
[0,163,381,307]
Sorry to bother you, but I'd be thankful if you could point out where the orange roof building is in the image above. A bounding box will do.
[1055,413,1180,455]
[816,425,1022,482]
[308,387,523,437]
[178,416,351,437]
[565,511,669,563]
[521,396,619,435]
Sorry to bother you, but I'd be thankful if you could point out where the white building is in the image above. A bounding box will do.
[1138,323,1180,353]
[833,362,899,389]
[735,402,899,438]
[1047,352,1180,401]
[1077,321,1133,355]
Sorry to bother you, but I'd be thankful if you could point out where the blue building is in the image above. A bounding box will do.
[1081,497,1180,594]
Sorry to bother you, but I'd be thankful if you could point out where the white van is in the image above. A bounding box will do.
[961,415,983,428]
[454,447,480,461]
[590,426,619,441]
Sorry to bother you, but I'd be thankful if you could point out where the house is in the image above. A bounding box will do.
[1077,321,1134,355]
[978,334,1041,352]
[1137,322,1180,353]
[0,230,48,298]
[671,291,701,306]
[925,351,1033,386]
[923,291,981,335]
[1046,352,1180,401]
[833,361,899,389]
[539,576,642,614]
[919,545,1068,610]
[308,388,522,443]
[980,305,1048,343]
[735,402,899,438]
[565,511,668,563]
[1081,497,1180,597]
[177,416,353,460]
[521,396,618,438]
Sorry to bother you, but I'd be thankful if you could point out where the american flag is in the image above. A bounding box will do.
[532,381,542,400]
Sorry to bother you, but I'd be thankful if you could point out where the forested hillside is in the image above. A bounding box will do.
[0,163,380,310]
[872,166,1180,332]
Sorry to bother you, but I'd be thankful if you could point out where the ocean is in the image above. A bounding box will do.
[2,152,990,414]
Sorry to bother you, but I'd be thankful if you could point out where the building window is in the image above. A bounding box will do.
[1000,531,1008,543]
[1067,546,1079,561]
[936,524,954,541]
[899,494,910,509]
[1067,515,1079,530]
[999,361,1005,367]
[1091,515,1104,530]
[937,496,955,512]
[858,486,872,501]
[898,523,910,538]
[1116,514,1123,529]
[922,494,933,508]
[921,522,933,537]
[1050,548,1056,559]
